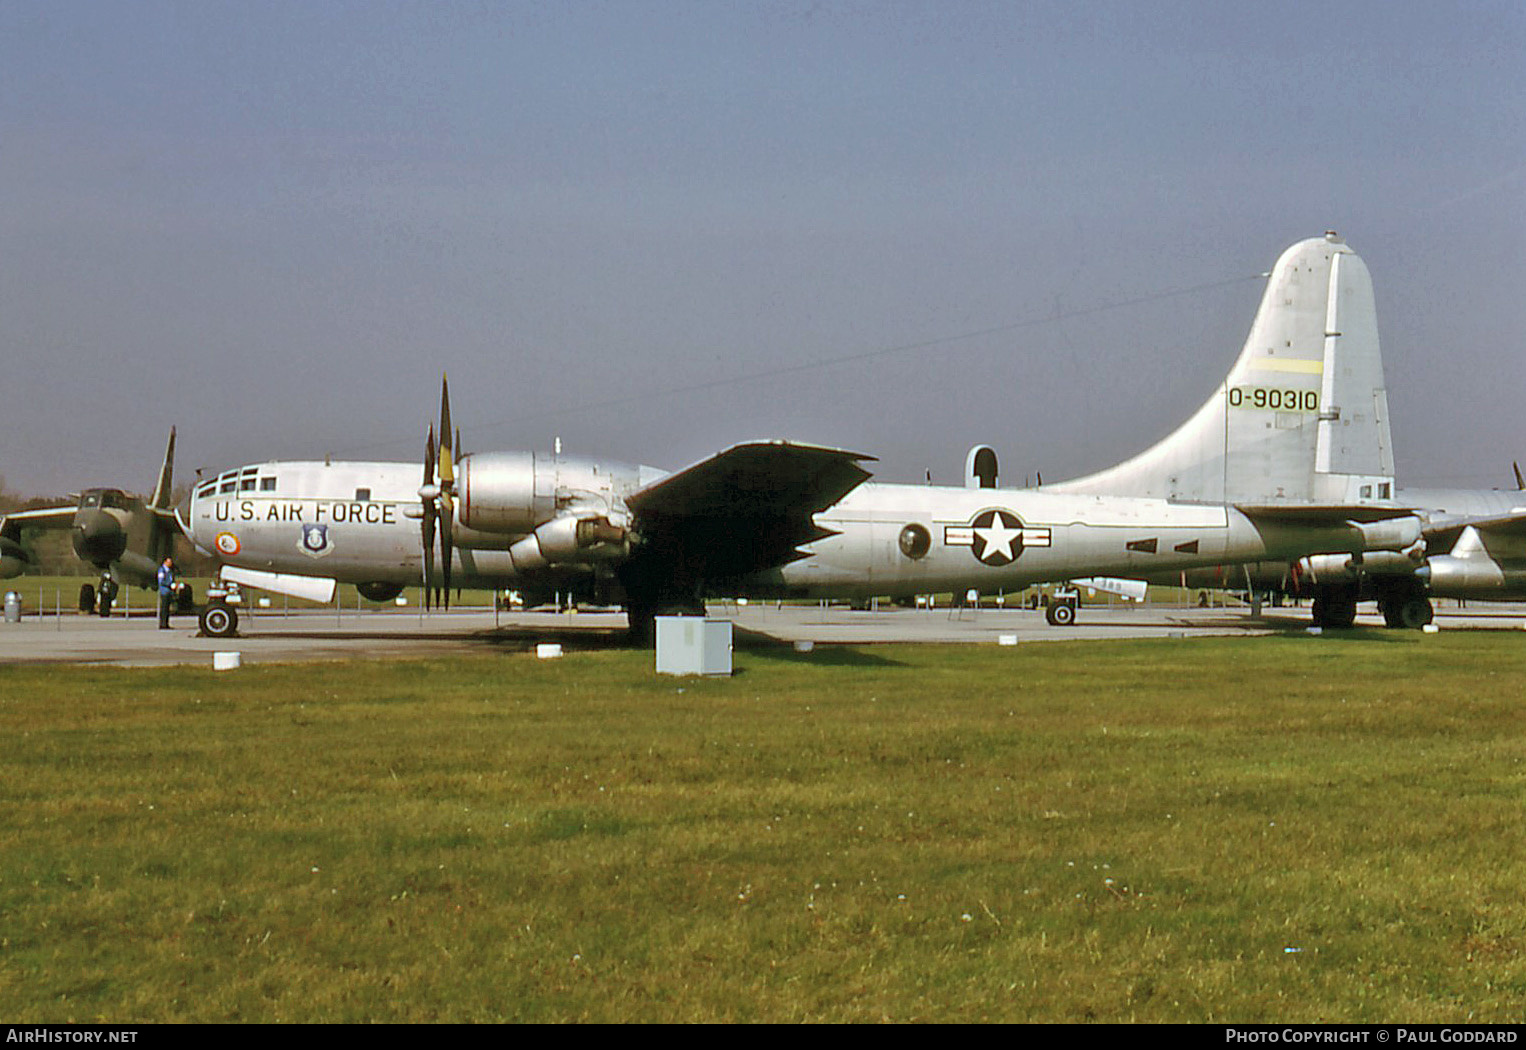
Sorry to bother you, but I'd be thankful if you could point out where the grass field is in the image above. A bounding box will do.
[1,633,1523,1022]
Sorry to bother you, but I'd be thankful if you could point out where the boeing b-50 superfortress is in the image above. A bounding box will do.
[184,233,1422,639]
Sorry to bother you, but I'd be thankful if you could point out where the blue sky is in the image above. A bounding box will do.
[2,1,1522,493]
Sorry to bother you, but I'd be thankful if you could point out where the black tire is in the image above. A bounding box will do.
[1045,600,1077,627]
[199,602,238,638]
[1324,600,1358,629]
[1398,597,1434,629]
[626,602,656,647]
[78,584,95,614]
[1312,596,1357,629]
[97,578,117,618]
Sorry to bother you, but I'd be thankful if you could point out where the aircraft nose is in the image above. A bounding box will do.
[72,510,126,567]
[179,490,213,555]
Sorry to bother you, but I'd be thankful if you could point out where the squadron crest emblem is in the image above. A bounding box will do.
[298,523,333,559]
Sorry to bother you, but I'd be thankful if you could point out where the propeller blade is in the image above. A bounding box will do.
[422,426,437,610]
[436,375,458,609]
[440,494,453,609]
[438,375,455,488]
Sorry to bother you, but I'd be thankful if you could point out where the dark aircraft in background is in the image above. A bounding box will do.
[1,429,185,614]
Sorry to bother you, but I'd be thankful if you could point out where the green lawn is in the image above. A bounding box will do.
[1,633,1522,1021]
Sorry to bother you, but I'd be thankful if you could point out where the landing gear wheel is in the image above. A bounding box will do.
[1330,601,1358,628]
[1045,600,1077,627]
[626,602,656,647]
[96,577,118,618]
[78,583,95,614]
[1313,598,1358,628]
[1398,597,1434,629]
[199,602,238,638]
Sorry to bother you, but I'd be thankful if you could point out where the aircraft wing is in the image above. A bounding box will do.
[149,506,183,529]
[1232,503,1416,525]
[0,506,75,574]
[1421,510,1526,549]
[626,440,875,579]
[0,506,75,543]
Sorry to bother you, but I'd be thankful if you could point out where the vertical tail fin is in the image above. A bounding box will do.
[150,427,176,511]
[1047,233,1395,505]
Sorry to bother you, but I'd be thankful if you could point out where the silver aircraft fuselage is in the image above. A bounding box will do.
[186,457,1386,601]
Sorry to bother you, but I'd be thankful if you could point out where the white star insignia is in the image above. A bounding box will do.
[973,511,1022,564]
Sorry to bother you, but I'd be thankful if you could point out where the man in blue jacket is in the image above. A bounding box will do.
[157,557,176,630]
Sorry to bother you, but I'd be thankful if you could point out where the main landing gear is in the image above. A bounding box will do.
[1379,596,1434,629]
[1376,579,1434,630]
[1309,595,1358,629]
[626,598,706,647]
[1308,581,1434,630]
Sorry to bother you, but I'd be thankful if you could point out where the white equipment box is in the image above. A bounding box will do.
[655,617,733,676]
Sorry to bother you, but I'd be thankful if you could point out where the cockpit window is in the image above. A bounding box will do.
[260,477,277,492]
[240,477,257,491]
[80,492,101,509]
[219,479,237,494]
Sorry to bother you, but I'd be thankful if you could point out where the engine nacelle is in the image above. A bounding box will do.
[1296,542,1426,583]
[357,581,405,603]
[508,514,629,572]
[457,452,550,533]
[1420,554,1526,597]
[457,452,647,535]
[1348,515,1423,553]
